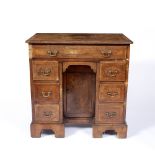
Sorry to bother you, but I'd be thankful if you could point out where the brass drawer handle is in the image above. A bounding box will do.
[47,50,58,57]
[105,112,117,118]
[43,111,53,117]
[42,91,51,98]
[38,68,51,76]
[101,50,112,58]
[108,70,119,77]
[107,92,118,97]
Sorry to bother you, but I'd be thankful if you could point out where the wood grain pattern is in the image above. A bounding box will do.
[99,82,125,102]
[34,104,60,123]
[32,83,60,104]
[27,33,132,138]
[100,61,126,81]
[93,124,127,138]
[31,123,64,138]
[95,104,125,123]
[59,62,63,123]
[30,45,127,59]
[32,60,59,81]
[63,65,96,118]
[63,62,96,73]
[26,33,133,44]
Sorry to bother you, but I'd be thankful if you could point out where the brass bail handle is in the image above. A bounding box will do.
[107,91,118,97]
[38,68,51,76]
[43,69,51,76]
[108,70,119,77]
[42,91,51,98]
[47,50,59,56]
[43,111,53,117]
[101,49,112,58]
[105,112,117,118]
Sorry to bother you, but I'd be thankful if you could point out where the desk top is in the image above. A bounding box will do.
[26,33,133,45]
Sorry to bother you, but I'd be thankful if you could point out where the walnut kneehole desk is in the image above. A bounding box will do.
[26,33,133,138]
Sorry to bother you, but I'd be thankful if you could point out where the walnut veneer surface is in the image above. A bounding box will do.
[26,33,133,138]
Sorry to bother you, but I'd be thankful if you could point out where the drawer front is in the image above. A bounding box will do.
[32,61,59,81]
[100,61,126,81]
[99,83,125,102]
[96,104,124,123]
[32,83,60,104]
[31,45,127,59]
[34,104,60,122]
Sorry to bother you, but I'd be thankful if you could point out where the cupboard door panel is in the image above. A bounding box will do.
[63,65,96,118]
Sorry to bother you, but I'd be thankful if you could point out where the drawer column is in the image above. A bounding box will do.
[93,61,128,138]
[30,60,64,138]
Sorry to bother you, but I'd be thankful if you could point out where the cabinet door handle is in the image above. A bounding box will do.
[47,50,58,56]
[43,111,53,117]
[42,91,51,98]
[101,50,112,58]
[105,112,117,118]
[38,68,51,76]
[107,92,118,97]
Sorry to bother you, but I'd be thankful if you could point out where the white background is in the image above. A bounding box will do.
[0,0,155,154]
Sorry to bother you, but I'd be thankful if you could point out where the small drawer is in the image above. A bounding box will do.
[100,61,126,81]
[32,60,59,81]
[32,83,60,104]
[95,104,124,123]
[30,45,127,59]
[99,83,125,102]
[34,104,60,123]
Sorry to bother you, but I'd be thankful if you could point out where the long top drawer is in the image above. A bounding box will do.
[29,45,127,59]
